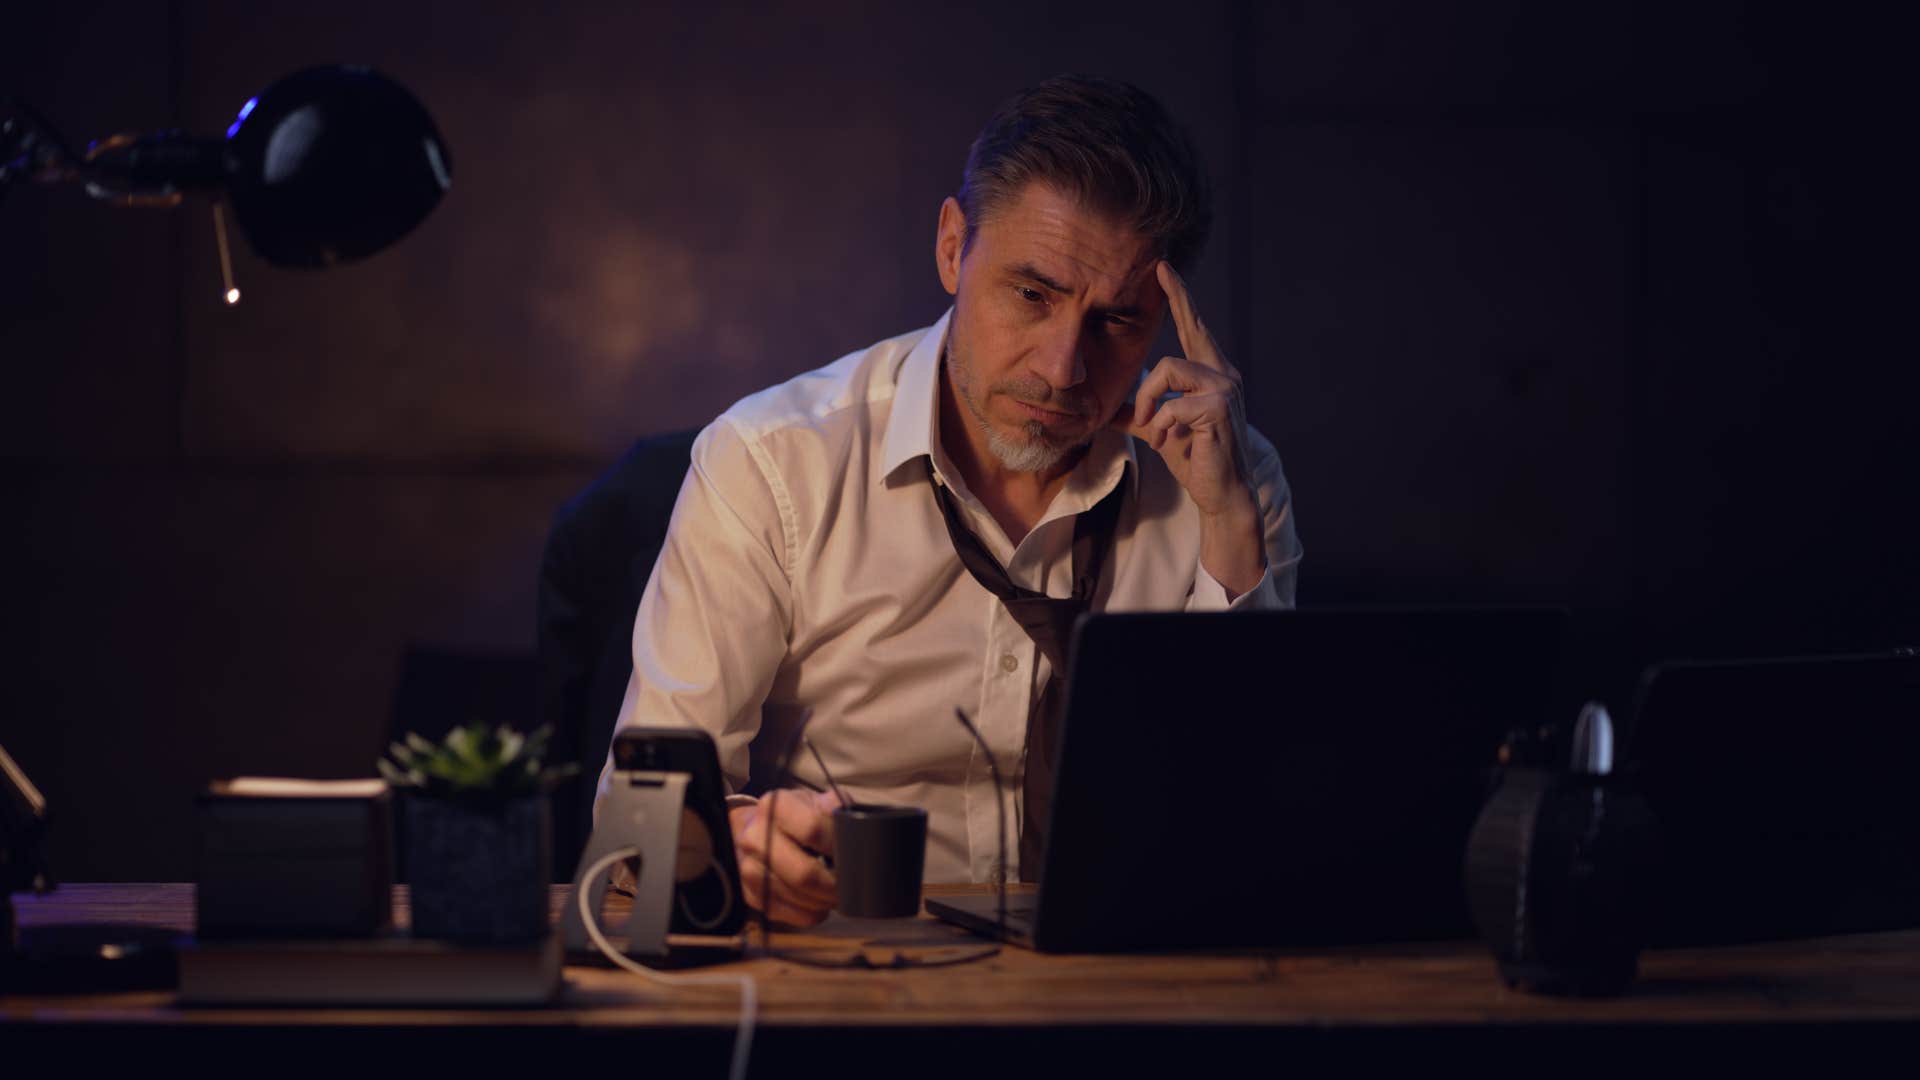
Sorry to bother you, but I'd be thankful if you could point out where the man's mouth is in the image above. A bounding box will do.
[1008,399,1081,426]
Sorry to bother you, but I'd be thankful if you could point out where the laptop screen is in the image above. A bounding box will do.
[1029,607,1566,951]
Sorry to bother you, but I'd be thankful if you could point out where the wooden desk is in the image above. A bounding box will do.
[7,884,1920,1071]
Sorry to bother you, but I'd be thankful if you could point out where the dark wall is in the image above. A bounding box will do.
[4,2,1913,881]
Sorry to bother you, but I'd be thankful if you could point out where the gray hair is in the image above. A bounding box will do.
[957,74,1213,272]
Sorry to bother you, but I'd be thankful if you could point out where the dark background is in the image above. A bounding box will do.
[4,1,1913,882]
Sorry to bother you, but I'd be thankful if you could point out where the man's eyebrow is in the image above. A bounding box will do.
[1008,262,1073,294]
[1009,262,1145,318]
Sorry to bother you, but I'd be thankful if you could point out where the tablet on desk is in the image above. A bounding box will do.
[927,607,1566,952]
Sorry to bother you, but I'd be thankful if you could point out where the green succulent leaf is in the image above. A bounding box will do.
[378,722,572,801]
[444,725,473,758]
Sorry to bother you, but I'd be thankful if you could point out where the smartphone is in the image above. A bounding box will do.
[610,725,747,935]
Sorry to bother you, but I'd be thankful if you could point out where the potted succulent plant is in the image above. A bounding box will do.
[379,723,577,943]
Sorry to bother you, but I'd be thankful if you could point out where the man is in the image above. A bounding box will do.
[600,75,1300,927]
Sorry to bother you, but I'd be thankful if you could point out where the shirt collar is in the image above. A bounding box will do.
[879,308,951,485]
[879,307,1140,503]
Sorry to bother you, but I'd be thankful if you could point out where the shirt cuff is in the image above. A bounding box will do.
[1190,564,1282,611]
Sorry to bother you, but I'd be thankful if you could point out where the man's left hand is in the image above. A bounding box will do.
[1111,261,1267,597]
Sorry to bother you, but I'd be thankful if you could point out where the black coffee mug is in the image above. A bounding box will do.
[832,804,927,918]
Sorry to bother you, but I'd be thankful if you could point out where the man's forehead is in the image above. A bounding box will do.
[975,185,1161,302]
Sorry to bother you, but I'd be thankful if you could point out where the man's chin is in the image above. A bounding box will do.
[985,421,1090,473]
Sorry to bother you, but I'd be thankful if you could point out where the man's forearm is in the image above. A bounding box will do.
[1196,491,1267,601]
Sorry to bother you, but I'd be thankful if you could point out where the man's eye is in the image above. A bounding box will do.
[1015,287,1045,304]
[1103,315,1134,333]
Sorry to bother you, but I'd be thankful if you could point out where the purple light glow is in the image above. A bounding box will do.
[225,97,259,140]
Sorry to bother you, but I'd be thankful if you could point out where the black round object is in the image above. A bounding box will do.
[1,924,184,994]
[222,65,451,267]
[1464,767,1659,997]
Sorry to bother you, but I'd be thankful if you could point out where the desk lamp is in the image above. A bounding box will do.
[2,64,451,298]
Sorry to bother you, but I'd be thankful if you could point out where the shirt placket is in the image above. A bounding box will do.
[975,522,1067,883]
[966,519,1065,883]
[966,586,1028,883]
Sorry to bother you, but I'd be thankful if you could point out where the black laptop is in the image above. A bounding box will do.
[1625,647,1920,946]
[926,607,1566,952]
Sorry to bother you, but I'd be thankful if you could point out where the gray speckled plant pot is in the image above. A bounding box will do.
[403,794,551,943]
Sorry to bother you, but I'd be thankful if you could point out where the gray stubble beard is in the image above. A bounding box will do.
[945,325,1081,475]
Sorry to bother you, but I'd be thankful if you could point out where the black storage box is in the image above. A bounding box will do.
[196,778,394,939]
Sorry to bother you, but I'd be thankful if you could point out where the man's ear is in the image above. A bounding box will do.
[935,196,965,296]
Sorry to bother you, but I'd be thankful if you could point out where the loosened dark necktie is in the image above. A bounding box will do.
[931,473,1125,882]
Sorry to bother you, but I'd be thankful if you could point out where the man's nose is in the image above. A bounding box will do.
[1030,319,1087,391]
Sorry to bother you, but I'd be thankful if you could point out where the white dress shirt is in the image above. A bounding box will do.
[602,309,1301,882]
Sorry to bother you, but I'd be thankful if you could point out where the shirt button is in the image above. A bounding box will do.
[999,653,1019,673]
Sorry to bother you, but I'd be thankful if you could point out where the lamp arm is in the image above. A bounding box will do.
[1,96,83,203]
[2,743,52,896]
[2,742,53,954]
[2,97,224,209]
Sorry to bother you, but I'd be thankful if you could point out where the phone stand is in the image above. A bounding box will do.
[559,769,690,959]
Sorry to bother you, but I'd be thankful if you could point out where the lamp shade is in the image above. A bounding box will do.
[223,65,452,268]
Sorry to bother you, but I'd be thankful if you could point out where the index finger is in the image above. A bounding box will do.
[1155,261,1227,375]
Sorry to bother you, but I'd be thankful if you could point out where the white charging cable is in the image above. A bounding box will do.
[575,846,756,1080]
